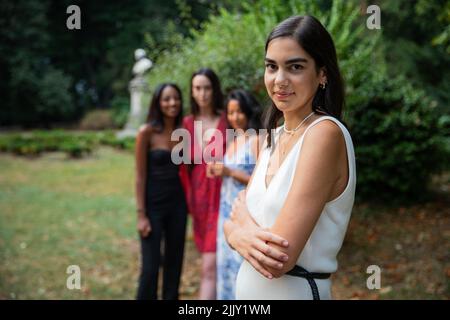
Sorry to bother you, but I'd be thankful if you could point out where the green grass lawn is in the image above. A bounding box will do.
[0,147,139,299]
[0,147,448,299]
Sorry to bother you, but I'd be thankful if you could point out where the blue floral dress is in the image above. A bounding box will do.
[216,138,256,300]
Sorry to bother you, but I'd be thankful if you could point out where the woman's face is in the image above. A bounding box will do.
[159,86,181,118]
[192,75,213,110]
[264,37,326,114]
[226,99,248,130]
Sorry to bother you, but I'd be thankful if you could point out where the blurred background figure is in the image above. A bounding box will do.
[208,89,262,299]
[182,68,227,299]
[135,83,187,300]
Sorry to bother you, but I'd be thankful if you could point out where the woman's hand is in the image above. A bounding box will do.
[226,190,289,279]
[137,216,151,238]
[206,162,215,178]
[207,162,230,177]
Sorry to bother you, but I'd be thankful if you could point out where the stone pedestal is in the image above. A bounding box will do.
[116,76,149,139]
[117,48,153,139]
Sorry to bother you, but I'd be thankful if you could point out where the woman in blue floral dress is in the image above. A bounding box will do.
[207,89,262,299]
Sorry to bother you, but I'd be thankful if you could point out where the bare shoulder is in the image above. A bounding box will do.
[137,123,153,136]
[136,124,154,145]
[305,119,344,147]
[290,118,346,194]
[299,119,346,164]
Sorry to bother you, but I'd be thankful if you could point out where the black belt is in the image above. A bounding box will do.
[286,265,331,300]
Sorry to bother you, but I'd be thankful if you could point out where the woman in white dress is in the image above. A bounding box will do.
[224,15,356,300]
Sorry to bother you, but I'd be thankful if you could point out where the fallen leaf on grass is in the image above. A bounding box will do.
[384,263,399,270]
[379,286,392,294]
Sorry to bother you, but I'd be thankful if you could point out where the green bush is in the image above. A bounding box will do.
[349,76,448,202]
[59,141,92,158]
[111,96,130,128]
[0,130,135,158]
[97,132,135,151]
[0,131,90,157]
[147,0,380,102]
[1,63,75,127]
[79,110,118,130]
[35,67,75,123]
[147,0,449,203]
[110,96,131,128]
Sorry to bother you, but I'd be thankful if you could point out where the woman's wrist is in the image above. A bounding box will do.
[224,220,237,250]
[137,208,146,217]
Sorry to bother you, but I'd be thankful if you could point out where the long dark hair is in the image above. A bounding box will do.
[264,15,345,147]
[190,68,224,116]
[147,83,183,132]
[226,89,263,130]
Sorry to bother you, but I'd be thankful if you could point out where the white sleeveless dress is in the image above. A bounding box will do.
[235,116,356,300]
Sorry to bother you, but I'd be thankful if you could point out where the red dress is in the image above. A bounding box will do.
[182,114,227,253]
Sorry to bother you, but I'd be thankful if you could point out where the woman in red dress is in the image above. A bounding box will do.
[183,68,226,299]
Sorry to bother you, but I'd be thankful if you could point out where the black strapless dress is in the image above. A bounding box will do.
[145,149,186,209]
[137,149,187,300]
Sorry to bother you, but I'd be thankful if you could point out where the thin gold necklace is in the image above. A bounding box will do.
[280,112,315,156]
[282,111,315,135]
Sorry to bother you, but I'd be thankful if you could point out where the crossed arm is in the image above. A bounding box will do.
[224,121,346,278]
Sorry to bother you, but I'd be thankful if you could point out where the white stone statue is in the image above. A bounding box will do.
[117,49,153,139]
[132,49,153,76]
